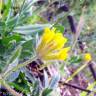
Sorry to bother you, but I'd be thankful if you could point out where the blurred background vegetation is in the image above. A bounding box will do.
[0,0,96,96]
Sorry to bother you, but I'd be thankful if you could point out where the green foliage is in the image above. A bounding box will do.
[9,72,31,95]
[0,0,96,96]
[69,55,82,64]
[42,88,52,96]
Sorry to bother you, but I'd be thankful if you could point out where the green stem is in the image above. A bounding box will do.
[3,56,37,79]
[65,62,88,83]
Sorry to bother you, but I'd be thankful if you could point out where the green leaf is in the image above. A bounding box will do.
[7,45,22,64]
[7,70,20,82]
[22,0,39,13]
[9,72,31,94]
[54,24,64,33]
[3,46,22,80]
[49,74,60,89]
[20,39,35,60]
[69,55,82,64]
[13,24,52,35]
[3,0,11,19]
[42,88,52,96]
[2,34,22,47]
[32,80,40,96]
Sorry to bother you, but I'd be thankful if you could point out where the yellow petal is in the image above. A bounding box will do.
[84,53,92,62]
[59,53,68,60]
[54,33,67,50]
[57,47,70,60]
[43,47,70,60]
[37,27,55,52]
[42,27,55,44]
[42,33,68,54]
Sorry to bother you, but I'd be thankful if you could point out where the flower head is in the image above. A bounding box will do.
[84,53,92,62]
[36,27,70,61]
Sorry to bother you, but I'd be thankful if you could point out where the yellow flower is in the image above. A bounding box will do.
[84,53,92,62]
[36,27,70,61]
